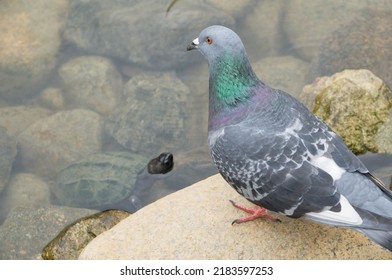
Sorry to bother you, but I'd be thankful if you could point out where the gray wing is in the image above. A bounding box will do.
[211,126,333,216]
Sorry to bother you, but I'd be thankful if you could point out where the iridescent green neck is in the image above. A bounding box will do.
[209,53,259,111]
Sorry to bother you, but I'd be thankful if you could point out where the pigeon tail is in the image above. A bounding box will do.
[354,203,392,250]
[358,229,392,251]
[305,171,392,250]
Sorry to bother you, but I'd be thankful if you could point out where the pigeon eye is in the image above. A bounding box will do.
[205,36,213,45]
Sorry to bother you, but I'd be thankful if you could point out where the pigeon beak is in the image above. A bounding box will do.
[187,37,199,51]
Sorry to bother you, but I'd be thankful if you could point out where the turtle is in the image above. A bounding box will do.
[52,151,173,211]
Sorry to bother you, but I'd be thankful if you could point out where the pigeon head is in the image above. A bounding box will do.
[187,25,261,112]
[187,25,246,65]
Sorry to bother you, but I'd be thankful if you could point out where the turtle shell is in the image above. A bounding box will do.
[53,152,148,209]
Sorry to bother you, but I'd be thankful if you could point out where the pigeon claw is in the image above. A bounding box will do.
[229,200,281,224]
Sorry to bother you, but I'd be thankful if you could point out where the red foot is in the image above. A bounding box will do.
[229,200,281,225]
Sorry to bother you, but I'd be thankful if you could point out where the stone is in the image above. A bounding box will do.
[17,109,103,180]
[301,69,392,154]
[79,174,392,259]
[0,173,51,224]
[0,127,17,194]
[206,0,253,18]
[58,56,123,116]
[283,1,392,62]
[42,209,129,260]
[0,206,97,259]
[105,72,191,156]
[0,106,52,137]
[176,63,210,148]
[0,0,68,100]
[253,56,310,99]
[375,111,392,154]
[38,87,65,111]
[238,0,286,62]
[63,0,234,70]
[309,9,392,89]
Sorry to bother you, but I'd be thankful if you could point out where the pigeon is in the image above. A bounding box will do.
[187,25,392,251]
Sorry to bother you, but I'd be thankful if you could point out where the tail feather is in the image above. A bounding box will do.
[342,207,392,250]
[357,228,392,251]
[354,207,392,250]
[333,171,392,251]
[354,207,392,232]
[306,206,392,251]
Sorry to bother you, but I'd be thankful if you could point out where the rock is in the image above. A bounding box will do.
[42,209,130,260]
[176,63,210,147]
[283,1,392,62]
[0,206,97,259]
[253,56,310,99]
[206,0,253,18]
[0,0,68,100]
[0,173,51,224]
[105,72,191,156]
[238,0,286,61]
[375,111,392,153]
[63,0,234,70]
[309,9,392,89]
[0,106,52,137]
[0,127,17,194]
[79,174,392,259]
[38,87,65,111]
[301,69,392,154]
[17,109,103,180]
[58,56,123,116]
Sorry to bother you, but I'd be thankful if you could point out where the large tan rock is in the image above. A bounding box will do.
[80,174,392,259]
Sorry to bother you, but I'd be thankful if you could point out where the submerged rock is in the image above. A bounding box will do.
[253,55,310,99]
[0,206,96,259]
[0,106,52,137]
[63,0,234,70]
[38,88,65,111]
[0,127,17,194]
[309,9,392,89]
[0,0,68,100]
[105,72,191,155]
[17,109,103,180]
[238,0,285,61]
[284,1,392,62]
[0,173,51,224]
[58,56,123,116]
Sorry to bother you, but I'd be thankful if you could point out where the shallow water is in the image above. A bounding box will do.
[0,0,391,259]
